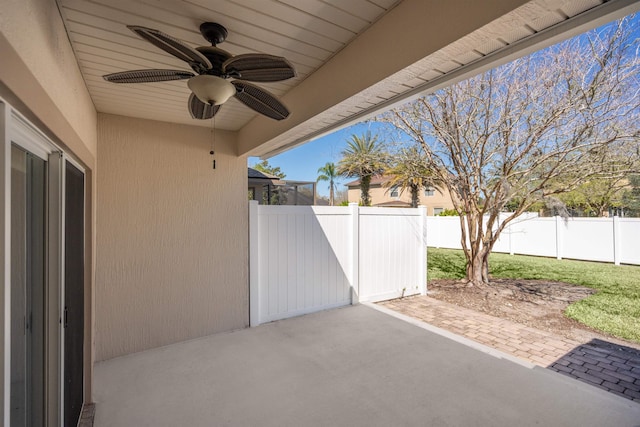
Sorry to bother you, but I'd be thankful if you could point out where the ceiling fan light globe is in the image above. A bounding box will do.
[188,75,236,105]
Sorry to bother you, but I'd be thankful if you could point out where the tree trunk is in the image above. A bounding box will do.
[329,180,334,206]
[466,247,491,286]
[481,248,490,283]
[410,184,419,208]
[466,254,484,284]
[360,175,372,206]
[462,209,492,287]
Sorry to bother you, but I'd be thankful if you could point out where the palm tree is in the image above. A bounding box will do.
[337,132,388,206]
[384,145,434,208]
[317,162,339,206]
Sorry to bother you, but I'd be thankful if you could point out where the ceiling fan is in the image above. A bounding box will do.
[103,22,296,121]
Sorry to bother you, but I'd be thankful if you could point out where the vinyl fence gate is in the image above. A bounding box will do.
[249,202,427,325]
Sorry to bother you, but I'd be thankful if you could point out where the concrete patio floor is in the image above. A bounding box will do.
[380,295,640,402]
[93,305,640,427]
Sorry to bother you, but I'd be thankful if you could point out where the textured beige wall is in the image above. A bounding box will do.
[96,114,248,361]
[348,185,454,215]
[0,0,97,157]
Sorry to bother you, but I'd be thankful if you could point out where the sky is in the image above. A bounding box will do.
[248,13,640,199]
[248,121,386,197]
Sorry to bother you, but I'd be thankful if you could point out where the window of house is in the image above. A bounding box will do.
[433,207,444,215]
[425,187,435,196]
[390,186,399,198]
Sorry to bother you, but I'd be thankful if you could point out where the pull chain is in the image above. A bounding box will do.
[210,114,216,169]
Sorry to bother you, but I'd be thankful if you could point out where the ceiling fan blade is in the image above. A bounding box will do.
[103,69,194,83]
[223,54,296,82]
[232,81,290,120]
[188,93,221,120]
[128,25,212,71]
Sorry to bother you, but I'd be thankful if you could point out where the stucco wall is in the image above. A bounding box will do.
[96,114,248,361]
[0,0,97,157]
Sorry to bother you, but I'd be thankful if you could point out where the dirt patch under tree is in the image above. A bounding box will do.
[427,278,640,350]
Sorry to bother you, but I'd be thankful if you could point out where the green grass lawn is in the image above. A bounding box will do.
[427,248,640,343]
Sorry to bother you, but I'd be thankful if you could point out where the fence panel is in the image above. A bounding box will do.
[511,217,557,258]
[425,215,640,265]
[249,202,427,325]
[253,205,352,324]
[562,218,614,263]
[486,213,536,254]
[426,216,461,248]
[619,219,640,265]
[359,207,426,302]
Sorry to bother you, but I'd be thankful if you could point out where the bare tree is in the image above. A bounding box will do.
[380,17,640,286]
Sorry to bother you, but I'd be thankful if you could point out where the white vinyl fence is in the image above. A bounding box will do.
[426,215,640,265]
[249,202,426,325]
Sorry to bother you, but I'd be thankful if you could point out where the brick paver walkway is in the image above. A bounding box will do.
[380,295,640,403]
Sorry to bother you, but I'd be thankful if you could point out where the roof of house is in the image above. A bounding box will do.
[373,200,413,208]
[345,175,388,187]
[248,167,282,180]
[347,175,444,191]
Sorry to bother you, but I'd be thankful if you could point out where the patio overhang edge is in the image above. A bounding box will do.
[236,0,532,157]
[238,0,640,160]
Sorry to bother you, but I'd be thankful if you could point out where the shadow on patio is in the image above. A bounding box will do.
[92,305,640,427]
[548,338,640,402]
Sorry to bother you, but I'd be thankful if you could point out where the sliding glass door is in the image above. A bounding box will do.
[64,162,84,427]
[10,146,46,427]
[4,104,86,427]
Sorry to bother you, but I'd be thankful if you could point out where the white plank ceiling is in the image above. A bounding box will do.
[56,0,636,155]
[57,0,400,130]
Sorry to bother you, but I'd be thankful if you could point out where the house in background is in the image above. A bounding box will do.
[1,0,636,425]
[346,176,455,215]
[248,167,283,205]
[248,167,316,205]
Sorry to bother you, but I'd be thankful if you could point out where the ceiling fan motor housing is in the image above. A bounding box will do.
[195,46,233,76]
